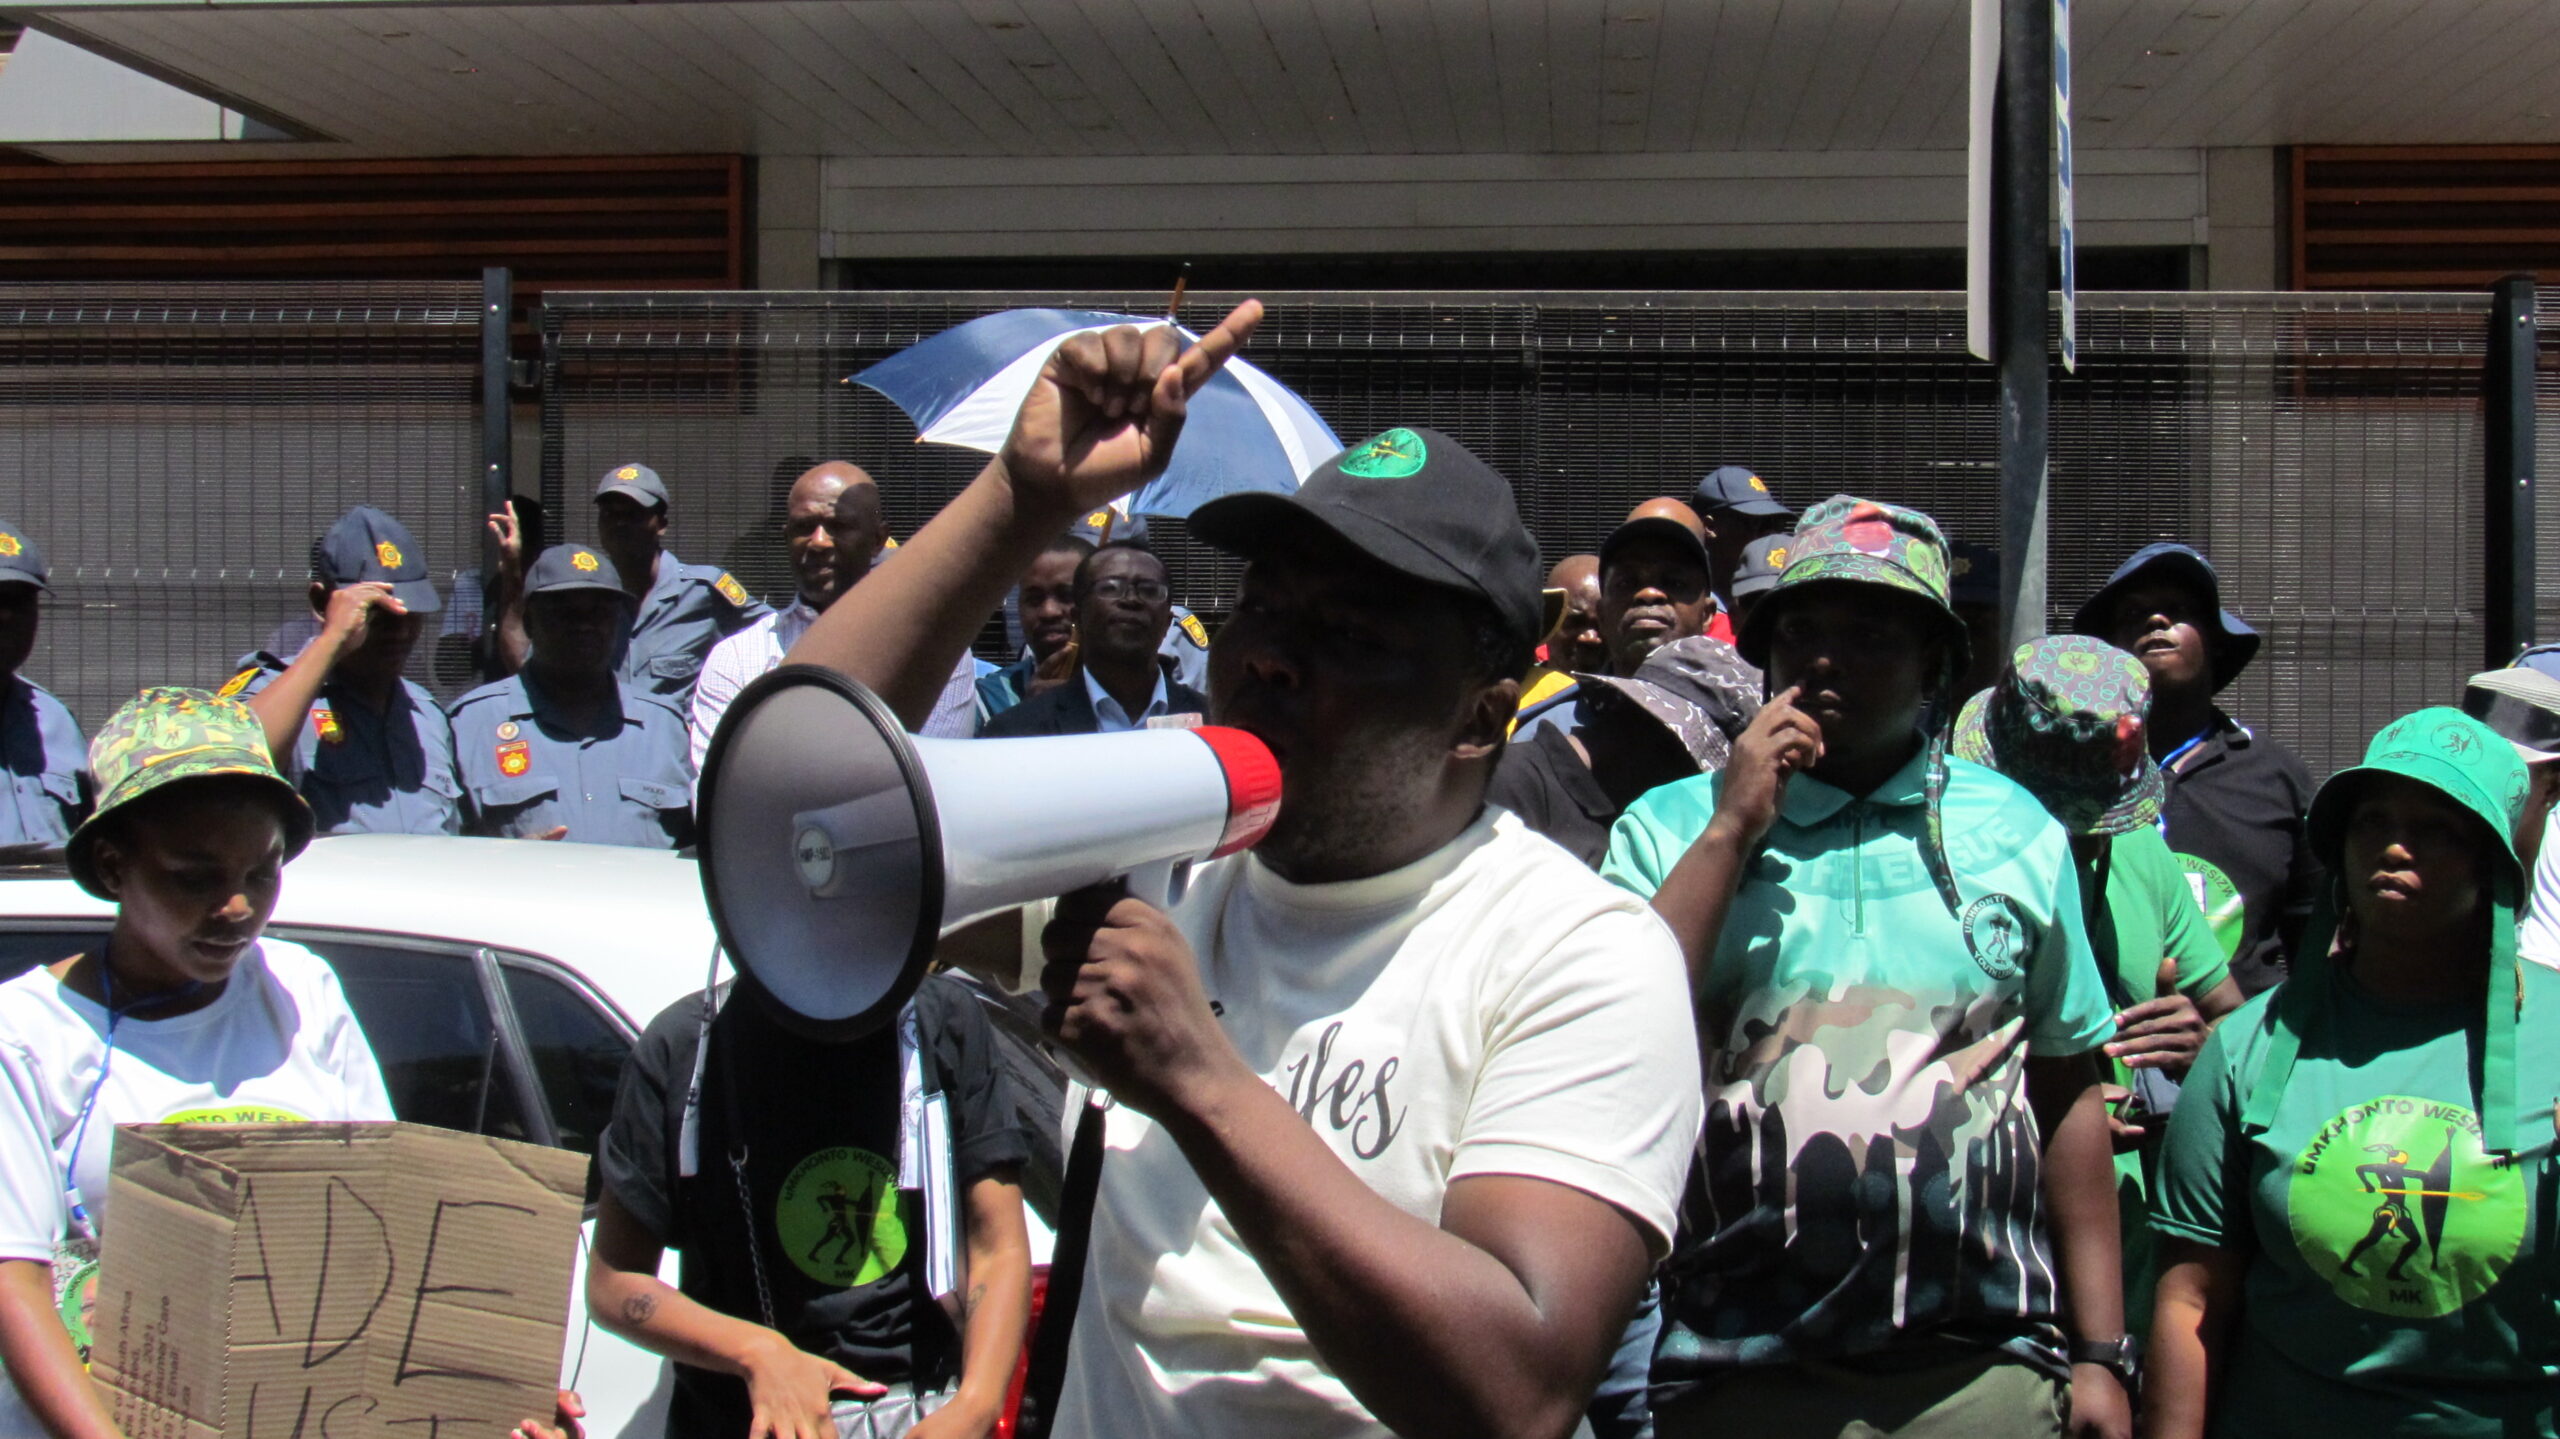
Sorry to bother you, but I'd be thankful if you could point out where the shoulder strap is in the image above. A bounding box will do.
[1018,1096,1106,1439]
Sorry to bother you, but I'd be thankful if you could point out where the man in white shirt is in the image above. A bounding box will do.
[686,461,974,780]
[782,304,1704,1439]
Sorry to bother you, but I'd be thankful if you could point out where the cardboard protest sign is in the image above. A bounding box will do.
[88,1122,584,1439]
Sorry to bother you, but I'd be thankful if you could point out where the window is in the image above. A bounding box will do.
[500,963,630,1156]
[310,940,534,1144]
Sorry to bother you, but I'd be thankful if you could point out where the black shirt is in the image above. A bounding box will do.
[1486,722,1618,868]
[2159,709,2322,996]
[595,973,1033,1437]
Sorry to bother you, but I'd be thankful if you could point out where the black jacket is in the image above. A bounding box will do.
[2160,709,2322,996]
[977,665,1210,738]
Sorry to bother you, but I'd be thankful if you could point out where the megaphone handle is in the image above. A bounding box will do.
[1126,857,1178,910]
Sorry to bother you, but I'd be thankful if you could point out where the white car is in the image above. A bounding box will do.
[0,833,727,1439]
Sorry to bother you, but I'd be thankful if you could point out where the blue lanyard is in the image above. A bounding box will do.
[61,955,203,1241]
[2158,728,2212,775]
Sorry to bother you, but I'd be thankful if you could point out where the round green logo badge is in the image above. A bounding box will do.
[2285,1095,2525,1318]
[1338,428,1428,479]
[159,1104,311,1125]
[2173,853,2245,962]
[776,1147,906,1288]
[1960,893,2032,980]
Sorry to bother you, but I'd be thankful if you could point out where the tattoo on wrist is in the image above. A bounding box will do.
[623,1292,659,1325]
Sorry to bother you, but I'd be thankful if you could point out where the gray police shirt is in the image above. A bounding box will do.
[0,675,85,847]
[225,653,463,837]
[448,673,693,849]
[614,550,771,706]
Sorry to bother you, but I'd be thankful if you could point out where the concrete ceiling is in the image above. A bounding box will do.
[11,0,2560,161]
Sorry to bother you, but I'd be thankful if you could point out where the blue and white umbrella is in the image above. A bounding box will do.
[851,308,1338,519]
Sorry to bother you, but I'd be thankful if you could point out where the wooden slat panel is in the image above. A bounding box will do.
[0,154,741,292]
[2293,144,2560,289]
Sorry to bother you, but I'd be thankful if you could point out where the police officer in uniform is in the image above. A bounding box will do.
[224,506,462,836]
[0,521,87,849]
[450,543,693,848]
[597,462,769,705]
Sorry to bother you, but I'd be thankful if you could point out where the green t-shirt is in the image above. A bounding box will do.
[1604,748,2114,1381]
[2152,961,2560,1437]
[2086,826,2232,1010]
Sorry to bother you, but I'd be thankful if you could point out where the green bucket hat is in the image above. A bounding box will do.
[1952,636,2166,837]
[1736,494,1969,677]
[66,686,314,899]
[2243,707,2530,1151]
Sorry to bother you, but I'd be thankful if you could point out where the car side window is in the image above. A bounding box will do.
[499,962,631,1156]
[307,939,536,1144]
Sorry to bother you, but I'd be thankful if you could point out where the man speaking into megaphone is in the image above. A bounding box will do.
[784,301,1705,1439]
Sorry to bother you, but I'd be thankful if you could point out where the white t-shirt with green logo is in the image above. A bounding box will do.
[2153,960,2560,1435]
[0,937,390,1433]
[1052,808,1703,1439]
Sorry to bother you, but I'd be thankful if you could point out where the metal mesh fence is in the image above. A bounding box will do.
[542,289,2495,777]
[0,283,486,731]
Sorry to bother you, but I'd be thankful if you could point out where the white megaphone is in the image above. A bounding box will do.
[697,665,1282,1036]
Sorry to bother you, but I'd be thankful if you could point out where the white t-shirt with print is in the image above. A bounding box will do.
[0,938,391,1434]
[1052,808,1704,1439]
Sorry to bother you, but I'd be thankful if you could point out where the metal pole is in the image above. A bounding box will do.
[2486,274,2537,665]
[479,266,513,580]
[1994,0,2053,650]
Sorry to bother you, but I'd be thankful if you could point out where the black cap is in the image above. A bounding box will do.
[595,462,669,509]
[524,543,632,602]
[315,505,440,613]
[0,520,49,592]
[1600,514,1711,577]
[1189,426,1543,646]
[1692,465,1792,519]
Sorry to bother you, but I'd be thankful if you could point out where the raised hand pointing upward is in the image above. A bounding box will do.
[998,300,1264,518]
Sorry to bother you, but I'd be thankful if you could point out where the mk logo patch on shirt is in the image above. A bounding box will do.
[2287,1096,2525,1318]
[496,739,531,777]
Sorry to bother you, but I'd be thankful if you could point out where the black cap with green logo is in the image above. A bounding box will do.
[1188,426,1544,648]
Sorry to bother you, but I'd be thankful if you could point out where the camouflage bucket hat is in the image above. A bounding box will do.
[1952,635,2165,836]
[2306,706,2526,893]
[1737,495,1969,675]
[66,686,314,898]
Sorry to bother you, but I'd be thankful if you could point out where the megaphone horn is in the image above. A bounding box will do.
[697,665,1281,1037]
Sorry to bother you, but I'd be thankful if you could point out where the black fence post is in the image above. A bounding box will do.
[1994,0,2054,649]
[480,266,513,580]
[2486,273,2537,665]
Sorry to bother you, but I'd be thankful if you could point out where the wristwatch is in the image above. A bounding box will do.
[2069,1336,2142,1398]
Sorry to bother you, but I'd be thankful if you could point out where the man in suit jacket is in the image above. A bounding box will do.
[981,541,1208,737]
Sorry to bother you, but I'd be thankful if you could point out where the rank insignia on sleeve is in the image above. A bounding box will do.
[1179,613,1210,648]
[496,739,531,777]
[217,668,257,699]
[715,572,751,607]
[312,707,344,745]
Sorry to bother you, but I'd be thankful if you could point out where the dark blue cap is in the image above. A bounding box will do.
[2070,542,2261,690]
[0,520,49,591]
[595,462,669,509]
[315,506,439,614]
[1068,505,1147,545]
[1949,540,2001,608]
[1691,465,1792,519]
[1731,533,1790,600]
[524,543,631,602]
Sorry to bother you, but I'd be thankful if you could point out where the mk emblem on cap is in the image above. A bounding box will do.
[1339,427,1427,480]
[616,466,640,481]
[572,551,601,572]
[496,739,531,777]
[715,573,751,607]
[217,668,256,699]
[0,534,22,558]
[375,540,403,569]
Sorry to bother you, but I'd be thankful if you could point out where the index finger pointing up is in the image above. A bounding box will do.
[1172,299,1264,398]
